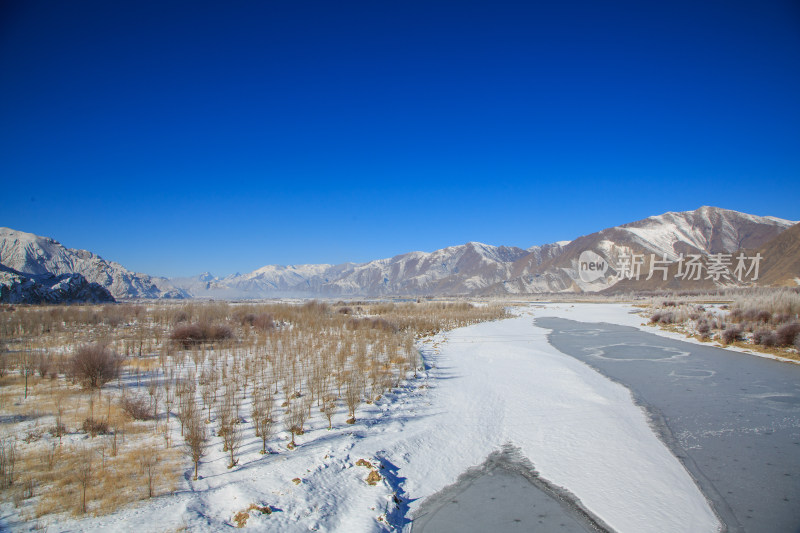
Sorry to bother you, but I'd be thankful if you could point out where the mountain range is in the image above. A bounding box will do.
[1,207,797,303]
[0,227,187,302]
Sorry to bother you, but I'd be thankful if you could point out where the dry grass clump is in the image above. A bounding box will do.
[233,503,272,528]
[366,469,382,485]
[29,442,181,518]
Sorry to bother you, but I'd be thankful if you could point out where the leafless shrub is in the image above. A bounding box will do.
[169,324,204,347]
[301,300,330,315]
[347,317,398,333]
[753,329,778,347]
[36,353,52,378]
[242,313,275,331]
[68,344,121,389]
[172,310,189,324]
[82,417,109,437]
[721,326,743,345]
[650,312,675,325]
[775,323,800,347]
[170,323,234,348]
[50,420,67,439]
[121,395,153,420]
[253,313,275,331]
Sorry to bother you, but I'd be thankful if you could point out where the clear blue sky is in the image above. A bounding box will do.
[1,0,798,277]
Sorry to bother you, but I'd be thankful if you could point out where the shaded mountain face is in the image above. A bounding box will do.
[0,265,115,304]
[752,222,800,287]
[0,228,186,300]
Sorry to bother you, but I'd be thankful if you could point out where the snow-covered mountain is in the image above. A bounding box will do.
[174,207,795,298]
[485,206,797,294]
[171,242,545,298]
[3,206,795,300]
[171,264,355,299]
[0,228,187,300]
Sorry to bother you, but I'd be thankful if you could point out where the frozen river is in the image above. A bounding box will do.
[536,317,800,533]
[413,446,606,533]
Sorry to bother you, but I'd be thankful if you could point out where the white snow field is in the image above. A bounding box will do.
[48,304,719,532]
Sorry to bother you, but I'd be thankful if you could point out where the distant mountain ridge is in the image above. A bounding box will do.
[172,241,567,298]
[1,207,796,301]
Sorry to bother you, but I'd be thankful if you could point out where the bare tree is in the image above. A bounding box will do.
[284,399,307,450]
[184,407,207,480]
[323,395,337,430]
[345,373,363,424]
[200,373,215,422]
[252,386,274,454]
[218,389,242,467]
[74,446,93,514]
[137,447,159,498]
[0,438,16,489]
[176,378,196,436]
[68,344,121,389]
[148,379,163,422]
[19,348,36,399]
[36,352,52,378]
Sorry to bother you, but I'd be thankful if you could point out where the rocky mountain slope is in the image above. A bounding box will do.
[0,228,186,300]
[0,265,115,304]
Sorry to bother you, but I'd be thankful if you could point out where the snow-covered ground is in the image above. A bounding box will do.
[33,304,720,532]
